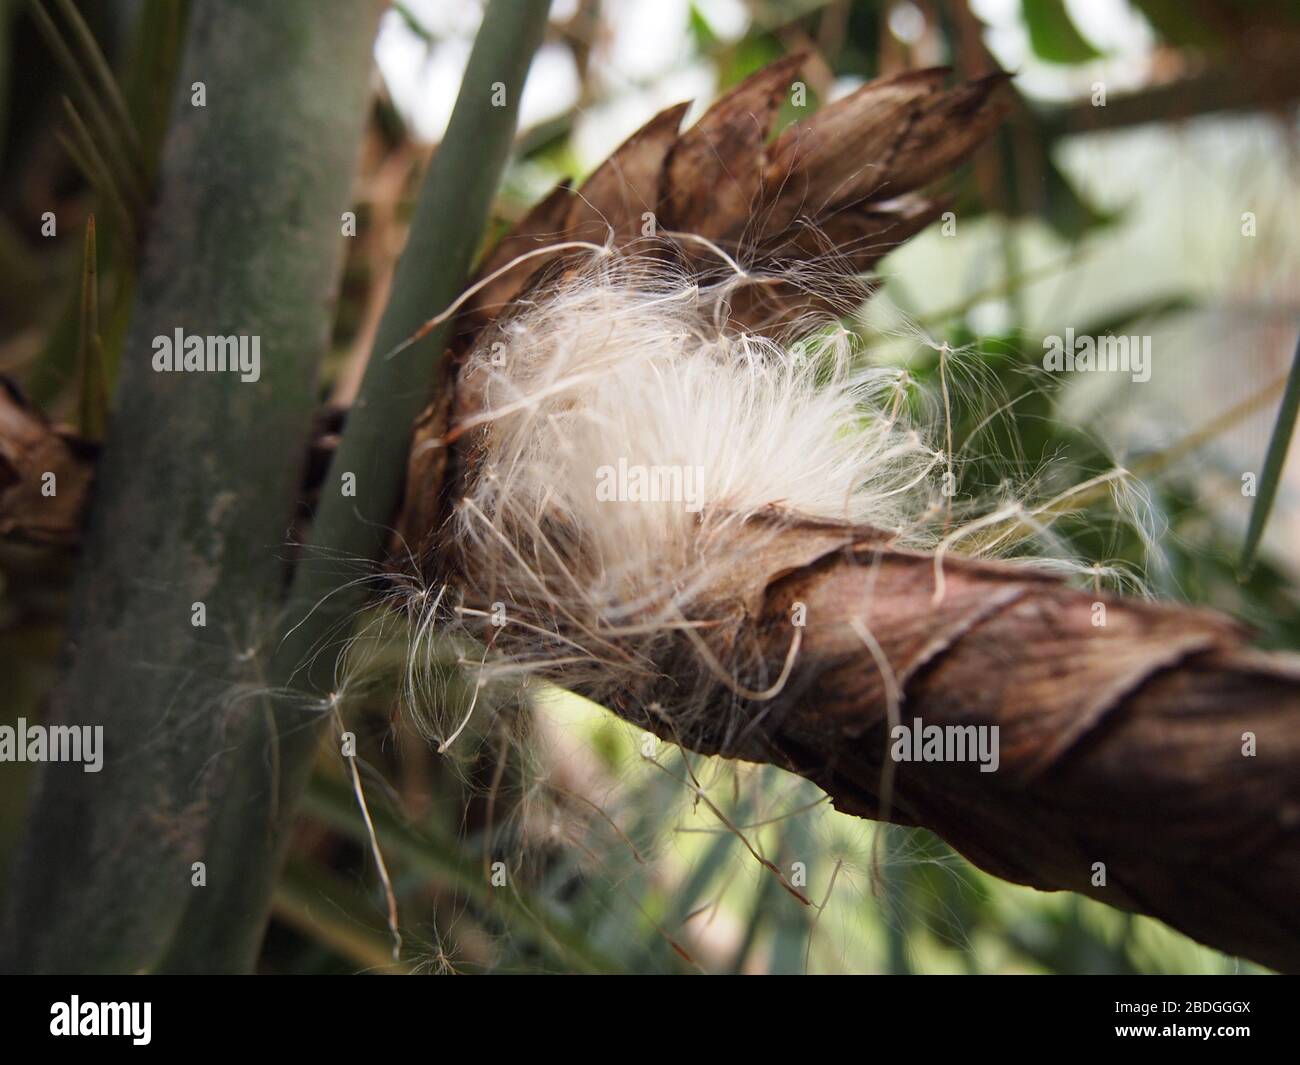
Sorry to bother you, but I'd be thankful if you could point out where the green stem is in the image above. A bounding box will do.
[1,0,378,973]
[75,215,108,441]
[158,0,553,972]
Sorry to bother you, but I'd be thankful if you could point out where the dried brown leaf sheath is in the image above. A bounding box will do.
[673,524,1300,974]
[0,379,95,544]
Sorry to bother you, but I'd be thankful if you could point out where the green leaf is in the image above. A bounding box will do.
[1240,331,1300,576]
[687,3,719,51]
[1022,0,1102,64]
[302,773,623,973]
[74,215,108,441]
[28,0,145,207]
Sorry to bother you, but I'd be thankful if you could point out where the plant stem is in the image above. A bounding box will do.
[1239,331,1300,576]
[158,0,553,972]
[1,0,378,973]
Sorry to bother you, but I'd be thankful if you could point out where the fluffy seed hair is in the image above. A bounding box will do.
[434,245,954,745]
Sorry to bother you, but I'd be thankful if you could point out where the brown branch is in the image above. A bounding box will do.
[1036,45,1300,139]
[636,523,1300,973]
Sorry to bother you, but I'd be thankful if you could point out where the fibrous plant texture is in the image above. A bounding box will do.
[444,256,944,733]
[390,60,1300,974]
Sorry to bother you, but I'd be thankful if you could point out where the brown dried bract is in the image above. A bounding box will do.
[0,378,95,545]
[398,60,1011,557]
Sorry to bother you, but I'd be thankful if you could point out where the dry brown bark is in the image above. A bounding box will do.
[641,521,1300,974]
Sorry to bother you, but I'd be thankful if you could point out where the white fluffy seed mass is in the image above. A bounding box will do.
[443,250,947,725]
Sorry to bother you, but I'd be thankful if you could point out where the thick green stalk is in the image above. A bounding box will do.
[1,0,377,972]
[157,0,552,972]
